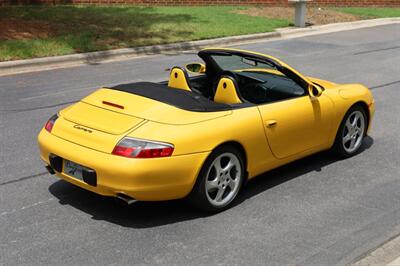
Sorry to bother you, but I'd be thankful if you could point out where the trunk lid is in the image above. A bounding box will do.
[52,87,230,153]
[80,88,231,124]
[61,101,144,135]
[53,102,144,153]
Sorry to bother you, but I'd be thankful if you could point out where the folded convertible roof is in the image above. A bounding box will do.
[108,82,231,112]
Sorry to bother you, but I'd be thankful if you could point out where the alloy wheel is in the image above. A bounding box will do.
[205,152,242,207]
[342,110,365,153]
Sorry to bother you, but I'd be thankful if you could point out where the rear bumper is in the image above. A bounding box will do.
[38,129,209,201]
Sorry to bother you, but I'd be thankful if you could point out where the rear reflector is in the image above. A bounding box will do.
[102,101,124,109]
[112,138,174,158]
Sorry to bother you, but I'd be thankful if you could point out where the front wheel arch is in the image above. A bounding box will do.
[333,101,370,141]
[353,101,370,128]
[332,104,368,158]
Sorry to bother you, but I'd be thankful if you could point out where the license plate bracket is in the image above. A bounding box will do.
[63,160,96,186]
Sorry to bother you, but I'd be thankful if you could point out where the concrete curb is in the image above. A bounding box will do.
[277,17,400,39]
[1,17,399,76]
[351,233,400,266]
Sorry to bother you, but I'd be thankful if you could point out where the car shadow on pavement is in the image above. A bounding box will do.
[48,136,373,228]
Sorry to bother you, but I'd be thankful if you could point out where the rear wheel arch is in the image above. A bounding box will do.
[213,141,248,178]
[187,141,248,212]
[189,141,248,192]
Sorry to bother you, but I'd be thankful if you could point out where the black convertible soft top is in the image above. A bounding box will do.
[109,82,231,112]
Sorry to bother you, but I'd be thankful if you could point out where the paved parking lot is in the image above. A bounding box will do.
[1,24,399,265]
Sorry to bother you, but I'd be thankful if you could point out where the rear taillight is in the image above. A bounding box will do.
[44,114,58,133]
[112,138,174,158]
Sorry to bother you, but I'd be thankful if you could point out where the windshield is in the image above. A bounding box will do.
[210,54,278,72]
[207,53,307,105]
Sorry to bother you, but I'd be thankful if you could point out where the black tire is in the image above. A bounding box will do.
[332,105,368,158]
[188,145,245,213]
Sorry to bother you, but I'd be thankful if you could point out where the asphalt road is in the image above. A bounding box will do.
[1,24,399,266]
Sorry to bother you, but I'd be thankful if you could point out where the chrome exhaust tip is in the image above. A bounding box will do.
[115,193,136,205]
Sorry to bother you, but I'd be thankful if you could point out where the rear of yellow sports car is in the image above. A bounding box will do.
[38,131,209,201]
[38,83,235,202]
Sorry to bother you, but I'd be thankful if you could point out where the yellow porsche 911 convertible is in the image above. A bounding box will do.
[38,48,375,212]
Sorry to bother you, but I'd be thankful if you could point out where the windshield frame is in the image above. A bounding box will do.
[198,49,311,92]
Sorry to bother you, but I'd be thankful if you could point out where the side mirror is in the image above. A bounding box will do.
[308,84,323,98]
[185,62,206,74]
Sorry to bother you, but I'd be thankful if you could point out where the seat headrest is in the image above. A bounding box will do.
[168,67,192,91]
[214,76,242,104]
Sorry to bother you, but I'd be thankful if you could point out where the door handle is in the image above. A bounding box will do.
[266,120,277,128]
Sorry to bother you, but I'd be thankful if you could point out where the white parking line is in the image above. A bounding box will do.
[0,198,55,217]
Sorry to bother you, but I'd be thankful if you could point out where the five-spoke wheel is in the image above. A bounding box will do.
[342,110,365,153]
[189,146,245,212]
[205,153,242,207]
[333,105,368,158]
